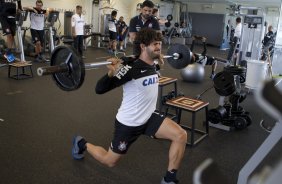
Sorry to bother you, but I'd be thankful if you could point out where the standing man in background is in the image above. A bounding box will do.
[129,0,160,44]
[128,0,163,73]
[0,0,22,62]
[227,17,242,63]
[117,16,128,52]
[24,0,47,62]
[108,10,118,54]
[72,5,85,59]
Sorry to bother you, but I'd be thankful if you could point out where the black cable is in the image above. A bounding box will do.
[195,85,214,100]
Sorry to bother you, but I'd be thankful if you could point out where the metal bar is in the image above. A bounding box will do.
[84,61,112,69]
[37,64,69,76]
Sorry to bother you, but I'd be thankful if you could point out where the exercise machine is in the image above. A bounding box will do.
[208,70,252,130]
[44,11,60,55]
[15,10,30,62]
[193,79,282,184]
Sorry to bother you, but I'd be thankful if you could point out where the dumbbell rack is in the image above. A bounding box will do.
[208,69,251,131]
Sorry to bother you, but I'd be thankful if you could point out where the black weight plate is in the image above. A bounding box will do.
[174,22,179,27]
[167,14,173,21]
[208,106,227,124]
[239,74,246,83]
[167,43,191,69]
[213,71,236,96]
[51,46,85,91]
[234,116,247,130]
[224,65,246,76]
[242,114,252,126]
[165,21,171,28]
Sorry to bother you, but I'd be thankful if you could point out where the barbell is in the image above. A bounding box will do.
[36,43,193,91]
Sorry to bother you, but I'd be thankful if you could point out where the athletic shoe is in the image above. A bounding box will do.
[72,135,85,160]
[4,52,16,63]
[82,55,86,59]
[39,54,47,61]
[160,178,178,184]
[34,56,42,63]
[210,73,216,80]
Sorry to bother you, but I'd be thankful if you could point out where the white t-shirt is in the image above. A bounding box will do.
[29,8,46,30]
[71,14,85,35]
[234,23,242,38]
[108,18,117,32]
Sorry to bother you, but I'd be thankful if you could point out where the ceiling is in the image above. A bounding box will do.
[177,0,281,5]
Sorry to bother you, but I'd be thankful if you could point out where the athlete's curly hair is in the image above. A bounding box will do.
[135,28,163,47]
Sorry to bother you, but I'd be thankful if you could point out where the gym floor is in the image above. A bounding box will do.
[0,44,281,184]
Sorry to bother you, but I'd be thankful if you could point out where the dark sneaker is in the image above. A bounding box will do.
[39,54,47,61]
[72,135,85,160]
[34,56,42,63]
[160,178,178,184]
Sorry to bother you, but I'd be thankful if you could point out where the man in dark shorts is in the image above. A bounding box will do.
[24,0,47,62]
[190,36,217,79]
[0,0,22,62]
[117,16,128,51]
[108,10,118,54]
[72,5,85,59]
[72,28,187,184]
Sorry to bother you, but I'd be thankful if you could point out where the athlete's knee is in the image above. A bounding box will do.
[174,128,187,143]
[35,41,41,46]
[103,159,118,168]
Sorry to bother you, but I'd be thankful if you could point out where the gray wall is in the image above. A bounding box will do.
[190,12,225,47]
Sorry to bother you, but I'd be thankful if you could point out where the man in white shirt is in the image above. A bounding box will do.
[108,10,118,54]
[24,0,47,62]
[72,5,85,58]
[227,17,242,63]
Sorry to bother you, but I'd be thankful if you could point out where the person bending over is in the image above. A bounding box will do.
[72,28,187,184]
[0,0,22,62]
[191,36,217,79]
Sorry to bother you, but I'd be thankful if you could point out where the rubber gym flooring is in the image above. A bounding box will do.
[0,44,281,184]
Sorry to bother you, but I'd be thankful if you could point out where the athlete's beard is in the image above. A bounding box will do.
[142,14,151,20]
[148,49,160,60]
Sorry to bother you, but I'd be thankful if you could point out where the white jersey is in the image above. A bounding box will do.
[71,14,85,35]
[108,18,117,32]
[95,58,159,127]
[234,23,242,39]
[29,8,46,30]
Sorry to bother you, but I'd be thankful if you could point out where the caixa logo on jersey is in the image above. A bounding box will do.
[143,76,158,86]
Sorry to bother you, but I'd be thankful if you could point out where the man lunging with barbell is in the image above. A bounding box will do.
[72,28,187,184]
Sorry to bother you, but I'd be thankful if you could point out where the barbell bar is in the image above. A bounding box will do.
[37,53,182,77]
[36,43,192,91]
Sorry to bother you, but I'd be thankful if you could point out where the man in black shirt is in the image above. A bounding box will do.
[129,1,163,72]
[129,0,160,43]
[261,25,276,61]
[0,0,22,62]
[72,28,187,184]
